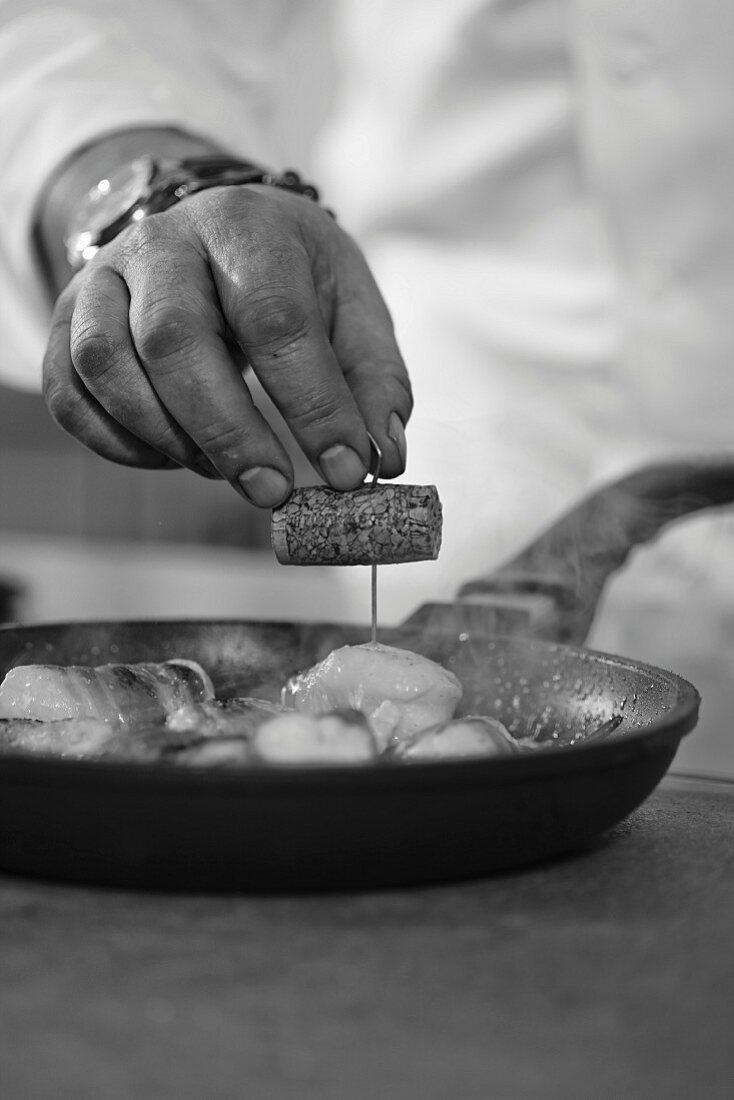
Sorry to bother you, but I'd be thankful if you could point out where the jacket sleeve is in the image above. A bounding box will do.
[0,0,284,389]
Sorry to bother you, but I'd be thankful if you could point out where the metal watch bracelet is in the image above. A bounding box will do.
[66,155,329,270]
[165,156,323,203]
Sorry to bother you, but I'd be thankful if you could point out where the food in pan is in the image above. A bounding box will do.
[0,659,213,724]
[0,644,585,767]
[166,698,379,764]
[0,715,118,757]
[251,709,378,764]
[283,643,462,748]
[393,716,521,760]
[167,696,281,738]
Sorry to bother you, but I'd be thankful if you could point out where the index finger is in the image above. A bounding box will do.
[122,236,297,506]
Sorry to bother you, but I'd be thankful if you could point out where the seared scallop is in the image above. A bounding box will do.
[254,709,377,764]
[283,643,462,748]
[394,716,520,761]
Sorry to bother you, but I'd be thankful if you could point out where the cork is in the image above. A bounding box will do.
[271,484,442,566]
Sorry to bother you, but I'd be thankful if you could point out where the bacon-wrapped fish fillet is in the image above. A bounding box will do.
[166,697,282,738]
[0,716,117,758]
[0,696,275,764]
[0,659,214,727]
[162,697,285,766]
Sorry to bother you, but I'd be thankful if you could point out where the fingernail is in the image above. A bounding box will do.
[318,444,366,490]
[388,412,407,466]
[237,466,291,507]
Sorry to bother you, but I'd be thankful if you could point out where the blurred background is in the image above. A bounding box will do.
[0,382,347,623]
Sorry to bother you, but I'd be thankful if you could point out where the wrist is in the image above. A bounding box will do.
[34,126,228,295]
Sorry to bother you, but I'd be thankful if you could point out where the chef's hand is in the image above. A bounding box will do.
[42,183,411,508]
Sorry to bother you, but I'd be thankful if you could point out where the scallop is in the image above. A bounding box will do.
[283,643,462,748]
[253,709,377,765]
[394,716,520,761]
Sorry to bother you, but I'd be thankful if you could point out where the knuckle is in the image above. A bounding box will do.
[372,357,413,417]
[242,289,312,354]
[194,182,275,226]
[114,215,195,271]
[346,355,413,418]
[183,187,249,251]
[134,303,200,365]
[70,327,120,383]
[120,215,166,257]
[284,387,343,434]
[194,419,247,459]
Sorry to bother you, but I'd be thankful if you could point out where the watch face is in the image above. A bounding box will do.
[66,157,155,261]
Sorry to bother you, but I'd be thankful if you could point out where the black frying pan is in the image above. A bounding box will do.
[0,457,725,892]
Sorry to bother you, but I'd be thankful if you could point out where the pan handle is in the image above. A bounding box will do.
[456,456,734,644]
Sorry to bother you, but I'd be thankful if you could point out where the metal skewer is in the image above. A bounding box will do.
[368,434,383,647]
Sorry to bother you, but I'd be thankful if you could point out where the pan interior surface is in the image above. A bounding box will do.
[0,619,700,891]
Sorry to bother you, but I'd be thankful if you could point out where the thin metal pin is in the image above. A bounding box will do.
[368,433,383,486]
[367,433,382,646]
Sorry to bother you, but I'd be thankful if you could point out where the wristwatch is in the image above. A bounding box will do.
[65,154,323,270]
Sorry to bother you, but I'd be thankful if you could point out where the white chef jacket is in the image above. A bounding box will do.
[1,0,734,772]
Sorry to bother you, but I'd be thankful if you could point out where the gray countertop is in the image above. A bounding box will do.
[1,774,733,1100]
